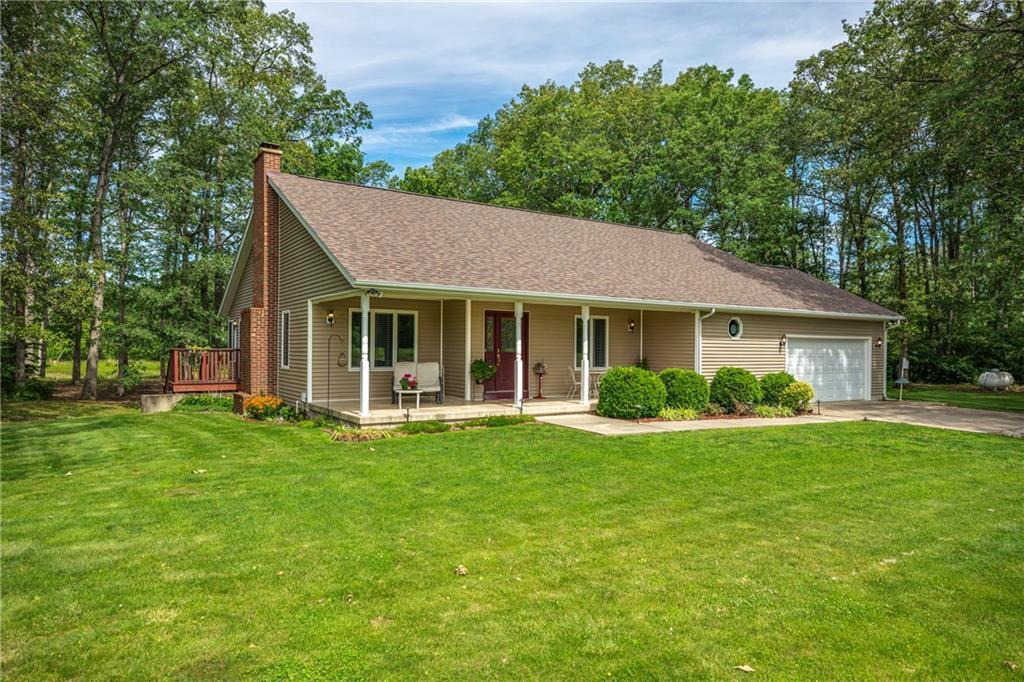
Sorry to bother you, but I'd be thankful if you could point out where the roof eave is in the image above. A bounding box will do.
[352,279,902,321]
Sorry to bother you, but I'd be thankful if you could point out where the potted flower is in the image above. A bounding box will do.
[400,373,418,390]
[470,359,497,401]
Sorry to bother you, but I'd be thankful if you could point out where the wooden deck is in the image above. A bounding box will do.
[164,348,240,394]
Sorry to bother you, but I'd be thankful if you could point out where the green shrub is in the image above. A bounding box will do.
[596,366,666,419]
[709,367,763,413]
[704,402,726,416]
[396,420,451,435]
[754,404,795,418]
[760,372,794,406]
[120,362,145,392]
[174,394,232,412]
[659,406,699,421]
[659,368,710,412]
[780,381,815,412]
[6,378,54,401]
[458,415,535,428]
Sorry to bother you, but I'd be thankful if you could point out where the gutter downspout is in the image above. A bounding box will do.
[696,308,716,376]
[882,319,902,400]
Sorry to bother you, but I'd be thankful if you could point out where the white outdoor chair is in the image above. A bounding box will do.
[416,362,443,403]
[567,366,580,400]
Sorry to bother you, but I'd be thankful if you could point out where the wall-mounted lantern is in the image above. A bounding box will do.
[627,319,636,333]
[778,334,788,351]
[874,337,883,348]
[325,310,335,326]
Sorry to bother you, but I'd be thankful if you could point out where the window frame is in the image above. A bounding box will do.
[229,320,239,349]
[279,310,291,368]
[574,315,610,370]
[347,308,419,371]
[727,316,743,340]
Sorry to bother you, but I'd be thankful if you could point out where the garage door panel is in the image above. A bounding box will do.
[787,338,868,402]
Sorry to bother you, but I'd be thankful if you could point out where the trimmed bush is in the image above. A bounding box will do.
[659,406,699,421]
[174,394,232,412]
[597,366,666,419]
[659,368,710,412]
[780,381,815,412]
[709,367,763,413]
[760,372,794,406]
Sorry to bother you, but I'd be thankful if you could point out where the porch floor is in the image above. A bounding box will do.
[307,397,596,427]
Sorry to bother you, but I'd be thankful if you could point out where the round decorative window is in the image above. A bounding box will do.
[728,317,743,339]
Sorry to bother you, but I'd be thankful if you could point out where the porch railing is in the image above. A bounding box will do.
[164,348,240,394]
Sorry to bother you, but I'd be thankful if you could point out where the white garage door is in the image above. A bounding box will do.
[786,338,869,402]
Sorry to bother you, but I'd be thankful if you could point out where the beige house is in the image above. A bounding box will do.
[219,144,901,425]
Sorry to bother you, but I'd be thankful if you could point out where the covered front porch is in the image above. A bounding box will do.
[308,396,596,427]
[283,288,699,426]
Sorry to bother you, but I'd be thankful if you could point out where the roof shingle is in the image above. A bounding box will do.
[268,172,898,318]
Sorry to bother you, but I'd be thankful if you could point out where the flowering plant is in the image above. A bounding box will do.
[400,373,418,390]
[243,394,285,420]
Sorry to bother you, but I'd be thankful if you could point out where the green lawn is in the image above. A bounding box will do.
[2,410,1023,679]
[890,383,1024,412]
[43,358,162,382]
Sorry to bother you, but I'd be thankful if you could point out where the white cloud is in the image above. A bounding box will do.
[270,1,871,172]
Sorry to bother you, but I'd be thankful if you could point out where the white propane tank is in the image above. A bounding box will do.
[978,369,1014,390]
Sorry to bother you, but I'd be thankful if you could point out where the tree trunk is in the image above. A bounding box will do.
[72,319,82,383]
[81,123,117,399]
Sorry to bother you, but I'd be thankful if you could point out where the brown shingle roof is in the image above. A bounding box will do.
[268,172,898,318]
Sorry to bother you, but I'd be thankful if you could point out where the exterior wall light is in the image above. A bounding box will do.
[627,319,636,333]
[875,337,883,348]
[779,334,788,350]
[325,310,335,326]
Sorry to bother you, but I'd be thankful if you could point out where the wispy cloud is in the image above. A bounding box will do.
[272,1,870,173]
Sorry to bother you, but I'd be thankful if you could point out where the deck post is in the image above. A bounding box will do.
[359,292,370,416]
[580,305,590,405]
[514,301,523,408]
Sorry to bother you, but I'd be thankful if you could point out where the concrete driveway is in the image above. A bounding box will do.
[818,400,1024,437]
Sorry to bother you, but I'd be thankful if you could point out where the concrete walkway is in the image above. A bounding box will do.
[539,400,1024,437]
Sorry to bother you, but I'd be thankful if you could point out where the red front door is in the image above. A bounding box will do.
[484,310,528,400]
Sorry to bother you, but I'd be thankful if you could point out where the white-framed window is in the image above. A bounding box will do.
[349,309,417,370]
[727,317,743,340]
[280,310,291,368]
[575,315,609,369]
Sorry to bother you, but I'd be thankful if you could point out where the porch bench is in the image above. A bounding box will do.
[392,361,443,404]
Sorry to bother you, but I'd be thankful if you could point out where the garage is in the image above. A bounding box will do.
[786,337,870,402]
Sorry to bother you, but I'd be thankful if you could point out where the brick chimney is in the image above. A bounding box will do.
[239,142,282,398]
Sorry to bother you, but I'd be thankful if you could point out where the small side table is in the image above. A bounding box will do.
[396,389,423,410]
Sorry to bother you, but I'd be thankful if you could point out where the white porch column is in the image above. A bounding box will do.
[580,305,590,405]
[464,299,472,401]
[359,292,370,416]
[306,299,313,402]
[514,301,523,408]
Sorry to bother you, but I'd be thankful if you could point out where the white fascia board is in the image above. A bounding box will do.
[351,279,903,322]
[217,207,254,318]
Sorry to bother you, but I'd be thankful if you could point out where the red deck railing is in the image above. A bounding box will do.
[164,348,240,394]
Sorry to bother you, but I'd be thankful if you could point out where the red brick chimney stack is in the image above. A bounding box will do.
[239,142,282,399]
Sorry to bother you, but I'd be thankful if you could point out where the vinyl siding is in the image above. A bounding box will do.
[642,310,695,372]
[311,296,442,403]
[441,299,466,399]
[468,302,640,400]
[276,203,352,403]
[700,313,885,399]
[228,251,254,320]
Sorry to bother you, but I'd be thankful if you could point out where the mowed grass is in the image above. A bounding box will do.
[891,383,1024,412]
[2,412,1023,679]
[43,358,162,382]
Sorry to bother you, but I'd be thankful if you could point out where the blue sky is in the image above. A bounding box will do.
[271,1,871,175]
